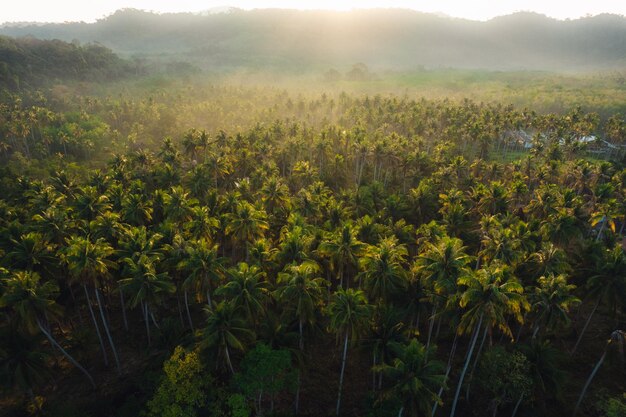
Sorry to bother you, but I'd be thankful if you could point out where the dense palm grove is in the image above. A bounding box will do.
[0,87,625,417]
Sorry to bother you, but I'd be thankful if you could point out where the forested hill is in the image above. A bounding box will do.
[1,9,626,71]
[0,36,132,90]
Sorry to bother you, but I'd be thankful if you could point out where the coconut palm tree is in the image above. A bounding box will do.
[450,263,529,417]
[317,224,365,288]
[276,261,325,413]
[375,339,446,417]
[328,288,372,416]
[0,271,95,387]
[215,262,268,325]
[119,254,175,345]
[63,236,120,373]
[198,301,253,374]
[572,246,626,354]
[178,239,225,307]
[413,236,469,353]
[226,201,269,261]
[529,274,580,339]
[359,237,409,303]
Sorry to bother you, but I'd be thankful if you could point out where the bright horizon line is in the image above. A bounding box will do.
[2,1,626,25]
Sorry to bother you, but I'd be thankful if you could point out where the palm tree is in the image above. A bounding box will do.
[413,236,469,353]
[529,274,580,339]
[178,239,225,307]
[328,288,372,416]
[226,202,269,260]
[376,339,446,417]
[359,237,409,303]
[63,236,120,373]
[276,261,325,413]
[369,305,407,391]
[572,246,626,354]
[277,262,325,350]
[518,340,567,413]
[0,271,95,387]
[198,301,253,374]
[215,262,268,325]
[119,254,175,345]
[0,325,51,399]
[317,224,365,288]
[6,232,56,275]
[590,199,619,242]
[450,264,529,417]
[186,206,219,241]
[121,192,153,226]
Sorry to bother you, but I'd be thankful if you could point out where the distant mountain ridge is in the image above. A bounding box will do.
[1,8,625,71]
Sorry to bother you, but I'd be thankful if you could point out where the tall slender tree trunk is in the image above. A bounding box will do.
[176,293,185,327]
[511,394,523,417]
[397,406,404,417]
[466,325,489,401]
[225,345,235,375]
[372,351,377,391]
[573,350,607,416]
[83,285,108,366]
[450,313,484,417]
[336,331,349,416]
[596,219,606,242]
[432,331,459,416]
[143,302,151,346]
[184,289,194,330]
[426,304,437,360]
[572,297,601,355]
[119,286,128,331]
[95,288,121,374]
[37,319,96,388]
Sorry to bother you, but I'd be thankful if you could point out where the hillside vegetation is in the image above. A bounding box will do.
[0,36,133,91]
[2,9,626,71]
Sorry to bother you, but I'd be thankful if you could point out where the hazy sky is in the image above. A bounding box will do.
[2,0,625,23]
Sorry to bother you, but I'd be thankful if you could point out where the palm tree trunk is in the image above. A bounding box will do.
[119,285,128,331]
[37,319,96,388]
[572,297,601,355]
[511,394,523,417]
[450,313,484,417]
[225,345,235,375]
[573,349,607,416]
[426,304,437,360]
[336,331,349,416]
[150,307,160,329]
[596,219,606,242]
[295,371,302,415]
[143,301,151,346]
[432,331,459,416]
[184,289,194,330]
[176,293,185,327]
[372,350,377,391]
[95,288,121,374]
[83,285,108,366]
[466,325,489,401]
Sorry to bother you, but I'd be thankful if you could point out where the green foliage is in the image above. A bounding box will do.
[597,393,626,417]
[227,394,250,417]
[234,343,294,414]
[145,346,215,417]
[475,346,533,415]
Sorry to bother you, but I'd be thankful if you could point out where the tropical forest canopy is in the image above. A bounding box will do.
[0,8,625,417]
